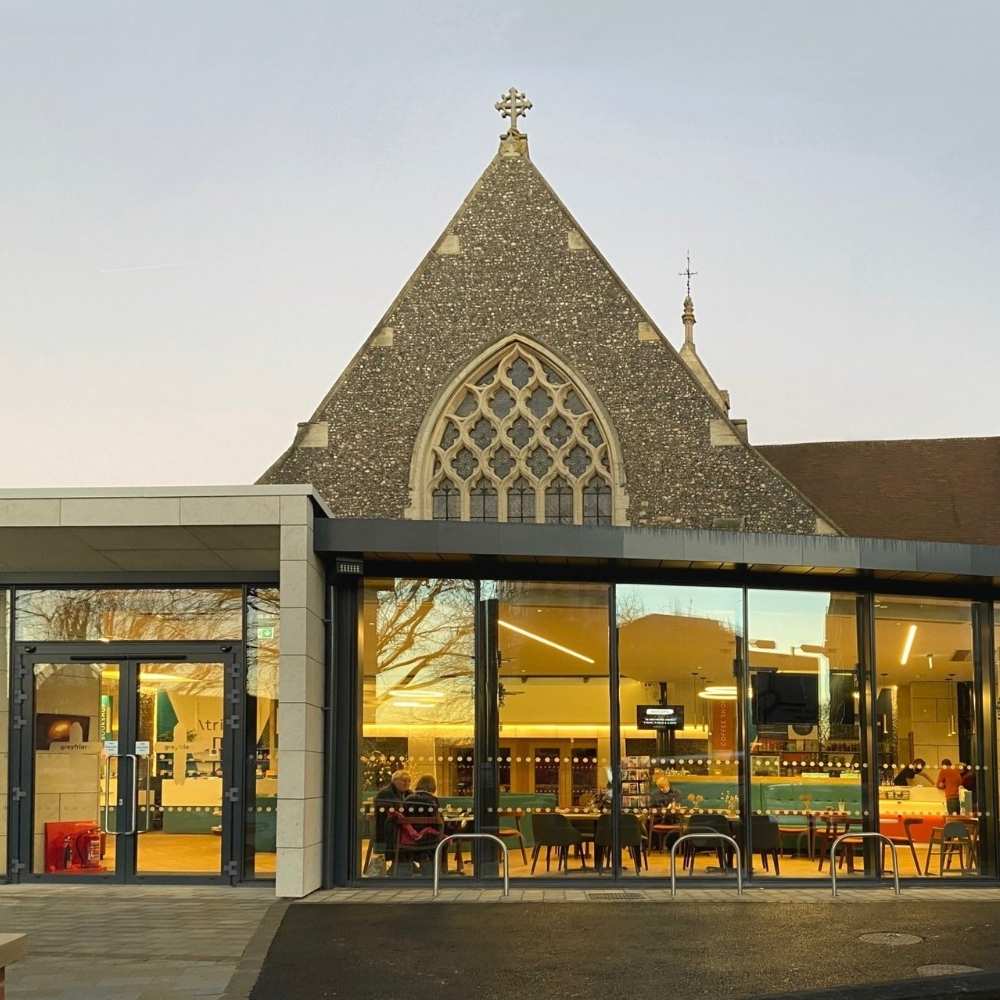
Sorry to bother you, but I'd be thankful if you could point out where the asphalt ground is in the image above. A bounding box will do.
[250,901,1000,1000]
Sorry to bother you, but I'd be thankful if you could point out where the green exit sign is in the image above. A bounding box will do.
[257,626,275,640]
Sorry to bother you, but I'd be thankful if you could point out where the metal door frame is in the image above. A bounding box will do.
[9,641,241,885]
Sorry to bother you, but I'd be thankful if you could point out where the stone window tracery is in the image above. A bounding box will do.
[419,341,618,525]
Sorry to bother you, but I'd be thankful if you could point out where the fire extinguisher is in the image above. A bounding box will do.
[76,829,102,870]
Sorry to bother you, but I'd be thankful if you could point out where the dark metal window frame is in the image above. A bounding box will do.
[3,581,277,887]
[331,560,1000,888]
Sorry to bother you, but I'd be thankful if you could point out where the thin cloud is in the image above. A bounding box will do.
[98,263,186,274]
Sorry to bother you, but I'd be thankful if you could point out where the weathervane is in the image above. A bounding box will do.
[679,251,697,297]
[495,87,532,138]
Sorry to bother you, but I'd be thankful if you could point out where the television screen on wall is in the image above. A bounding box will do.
[752,672,819,725]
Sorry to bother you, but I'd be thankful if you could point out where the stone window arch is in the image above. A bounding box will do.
[407,337,627,525]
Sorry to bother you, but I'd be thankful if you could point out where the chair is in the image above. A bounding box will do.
[751,816,781,875]
[361,811,384,876]
[529,813,585,873]
[390,808,444,877]
[682,815,734,875]
[817,817,861,873]
[593,814,649,874]
[498,809,529,866]
[925,820,977,877]
[881,817,922,875]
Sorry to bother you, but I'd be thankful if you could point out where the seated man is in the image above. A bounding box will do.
[373,769,412,874]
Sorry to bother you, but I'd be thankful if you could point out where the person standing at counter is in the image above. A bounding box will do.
[893,759,933,787]
[937,759,963,815]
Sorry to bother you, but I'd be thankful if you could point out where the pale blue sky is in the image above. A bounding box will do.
[2,1,997,487]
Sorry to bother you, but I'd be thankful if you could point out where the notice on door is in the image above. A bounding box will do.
[103,739,119,754]
[135,740,151,756]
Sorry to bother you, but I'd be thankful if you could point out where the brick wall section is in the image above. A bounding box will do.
[262,141,827,534]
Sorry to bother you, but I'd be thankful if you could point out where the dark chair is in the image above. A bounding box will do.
[751,815,781,875]
[593,814,649,874]
[683,814,734,875]
[529,813,585,873]
[390,807,444,877]
[817,817,861,873]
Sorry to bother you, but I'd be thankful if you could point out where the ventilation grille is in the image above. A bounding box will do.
[585,890,648,902]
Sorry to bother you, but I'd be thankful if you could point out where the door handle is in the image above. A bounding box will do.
[102,753,121,835]
[124,754,139,836]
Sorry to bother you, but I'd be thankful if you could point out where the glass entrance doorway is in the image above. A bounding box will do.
[17,652,233,882]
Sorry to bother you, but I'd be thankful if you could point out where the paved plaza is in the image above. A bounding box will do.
[3,884,1000,998]
[0,885,282,1000]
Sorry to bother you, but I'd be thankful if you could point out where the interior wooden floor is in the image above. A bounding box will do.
[69,834,276,877]
[363,839,978,881]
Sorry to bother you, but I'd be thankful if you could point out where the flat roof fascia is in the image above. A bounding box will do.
[314,518,1000,587]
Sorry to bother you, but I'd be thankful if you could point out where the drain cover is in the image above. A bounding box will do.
[858,932,923,946]
[917,964,983,977]
[585,890,647,902]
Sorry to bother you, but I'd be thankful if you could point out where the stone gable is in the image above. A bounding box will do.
[261,138,835,535]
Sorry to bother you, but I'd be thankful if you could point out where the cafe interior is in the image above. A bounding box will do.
[359,578,989,883]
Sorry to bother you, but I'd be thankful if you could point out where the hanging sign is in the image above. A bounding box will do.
[637,705,685,730]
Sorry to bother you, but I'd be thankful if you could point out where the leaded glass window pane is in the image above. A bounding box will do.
[469,478,498,522]
[545,476,574,525]
[432,480,461,520]
[583,475,612,526]
[507,476,536,523]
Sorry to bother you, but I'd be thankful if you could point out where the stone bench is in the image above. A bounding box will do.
[0,934,27,1000]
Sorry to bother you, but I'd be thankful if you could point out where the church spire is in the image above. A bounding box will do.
[679,251,698,349]
[677,253,730,414]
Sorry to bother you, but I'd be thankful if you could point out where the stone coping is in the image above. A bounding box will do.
[0,933,27,967]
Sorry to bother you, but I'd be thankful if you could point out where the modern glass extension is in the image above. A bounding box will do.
[4,585,279,884]
[352,576,999,885]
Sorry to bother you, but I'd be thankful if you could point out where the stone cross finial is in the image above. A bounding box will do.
[495,87,532,138]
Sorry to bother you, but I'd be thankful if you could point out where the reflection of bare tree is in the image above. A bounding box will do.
[369,579,474,725]
[17,588,243,643]
[615,590,646,627]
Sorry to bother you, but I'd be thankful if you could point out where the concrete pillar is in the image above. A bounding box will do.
[275,496,326,897]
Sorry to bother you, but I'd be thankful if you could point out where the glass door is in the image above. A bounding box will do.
[131,661,228,878]
[27,662,121,879]
[16,652,235,882]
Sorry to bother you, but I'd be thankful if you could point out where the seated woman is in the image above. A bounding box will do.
[394,774,445,872]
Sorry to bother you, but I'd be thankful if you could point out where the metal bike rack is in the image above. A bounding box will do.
[432,833,510,899]
[670,832,743,897]
[829,832,900,897]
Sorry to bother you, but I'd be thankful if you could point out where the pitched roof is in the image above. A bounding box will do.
[757,437,1000,545]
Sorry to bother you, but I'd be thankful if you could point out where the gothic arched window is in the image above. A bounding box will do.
[411,339,623,524]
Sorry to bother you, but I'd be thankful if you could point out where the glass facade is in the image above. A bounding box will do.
[6,585,276,883]
[246,587,280,879]
[358,579,475,878]
[14,588,243,642]
[617,584,742,878]
[352,577,1000,884]
[1,588,9,876]
[875,597,981,876]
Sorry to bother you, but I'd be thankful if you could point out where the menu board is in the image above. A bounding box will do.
[636,705,684,730]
